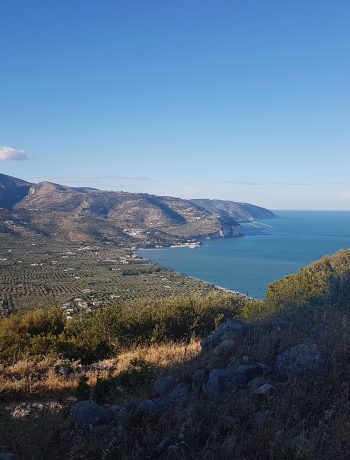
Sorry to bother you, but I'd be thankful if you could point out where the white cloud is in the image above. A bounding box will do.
[0,146,27,161]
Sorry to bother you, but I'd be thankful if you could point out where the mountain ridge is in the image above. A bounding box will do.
[190,198,276,221]
[0,174,274,245]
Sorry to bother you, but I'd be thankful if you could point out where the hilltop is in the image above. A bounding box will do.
[0,174,273,246]
[191,198,276,221]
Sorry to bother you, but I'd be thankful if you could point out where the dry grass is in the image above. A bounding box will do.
[0,340,200,401]
[2,311,350,459]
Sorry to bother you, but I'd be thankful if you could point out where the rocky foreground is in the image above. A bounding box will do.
[53,317,332,459]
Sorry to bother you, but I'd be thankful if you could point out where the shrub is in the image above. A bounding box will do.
[247,250,350,321]
[0,308,65,362]
[0,292,245,363]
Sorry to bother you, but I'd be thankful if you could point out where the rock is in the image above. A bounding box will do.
[219,415,238,434]
[69,400,114,429]
[277,344,327,379]
[154,375,177,396]
[163,384,194,410]
[255,410,273,425]
[248,377,266,391]
[206,364,264,399]
[234,364,265,383]
[192,368,208,385]
[131,399,162,417]
[0,454,18,460]
[131,384,194,417]
[201,320,248,352]
[253,383,276,396]
[213,338,235,357]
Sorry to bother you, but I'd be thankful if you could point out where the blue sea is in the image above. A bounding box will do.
[137,211,350,299]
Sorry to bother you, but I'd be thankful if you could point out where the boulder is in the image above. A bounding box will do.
[131,384,194,417]
[277,344,327,379]
[153,375,177,396]
[70,400,114,429]
[131,399,162,417]
[213,338,235,357]
[248,377,266,391]
[206,364,264,399]
[201,320,248,352]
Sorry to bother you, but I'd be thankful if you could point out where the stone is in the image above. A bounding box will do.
[153,375,177,396]
[234,364,265,384]
[277,344,327,379]
[131,384,194,417]
[131,399,162,417]
[201,320,248,352]
[69,400,114,429]
[253,383,276,396]
[248,377,266,391]
[206,364,264,399]
[213,338,235,357]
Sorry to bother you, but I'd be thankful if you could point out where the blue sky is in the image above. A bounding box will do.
[0,0,349,209]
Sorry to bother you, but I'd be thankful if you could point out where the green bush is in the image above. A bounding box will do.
[0,292,245,364]
[246,250,350,321]
[0,307,65,362]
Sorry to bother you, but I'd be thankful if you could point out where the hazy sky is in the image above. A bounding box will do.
[1,1,349,209]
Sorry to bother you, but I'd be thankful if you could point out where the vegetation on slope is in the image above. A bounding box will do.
[242,249,350,321]
[1,250,350,459]
[0,291,245,364]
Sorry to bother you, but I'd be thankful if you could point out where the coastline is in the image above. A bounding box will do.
[135,246,254,300]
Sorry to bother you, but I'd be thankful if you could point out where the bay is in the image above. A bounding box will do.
[137,211,350,299]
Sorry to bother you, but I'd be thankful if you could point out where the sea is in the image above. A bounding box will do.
[137,211,350,299]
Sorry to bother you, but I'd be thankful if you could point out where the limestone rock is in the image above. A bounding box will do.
[153,375,177,396]
[201,320,248,352]
[70,400,114,429]
[206,364,264,399]
[277,344,327,379]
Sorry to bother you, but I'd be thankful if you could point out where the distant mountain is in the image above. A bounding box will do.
[0,174,245,245]
[0,174,32,209]
[190,198,276,222]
